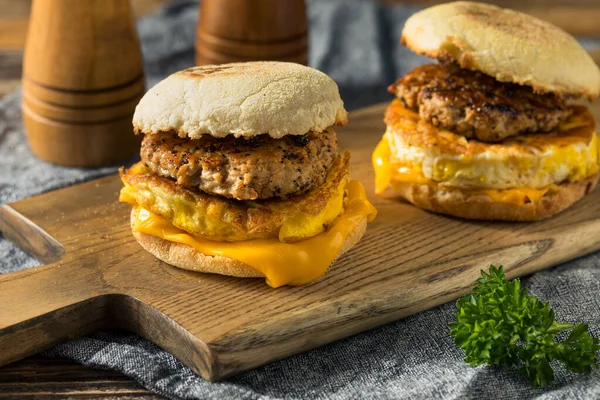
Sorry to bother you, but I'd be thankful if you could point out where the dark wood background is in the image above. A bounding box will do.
[1,0,599,398]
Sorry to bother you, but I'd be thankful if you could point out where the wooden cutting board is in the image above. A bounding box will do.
[2,101,600,381]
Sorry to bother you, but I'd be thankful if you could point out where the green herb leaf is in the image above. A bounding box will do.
[450,265,600,386]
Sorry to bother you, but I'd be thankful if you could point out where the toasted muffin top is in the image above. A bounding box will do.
[133,62,348,139]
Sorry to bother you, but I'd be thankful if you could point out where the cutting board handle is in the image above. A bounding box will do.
[0,204,219,377]
[0,264,113,367]
[0,205,110,366]
[0,264,219,378]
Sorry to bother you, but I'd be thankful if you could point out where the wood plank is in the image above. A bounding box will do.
[0,356,161,398]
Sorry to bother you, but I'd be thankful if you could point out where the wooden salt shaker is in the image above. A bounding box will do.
[22,0,145,167]
[196,0,308,65]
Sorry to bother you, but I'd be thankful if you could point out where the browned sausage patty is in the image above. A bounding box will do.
[389,63,571,142]
[141,129,338,200]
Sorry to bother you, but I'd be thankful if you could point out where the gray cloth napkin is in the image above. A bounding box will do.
[2,1,600,398]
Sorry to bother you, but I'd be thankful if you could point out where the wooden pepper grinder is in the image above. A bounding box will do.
[196,0,308,65]
[21,0,145,167]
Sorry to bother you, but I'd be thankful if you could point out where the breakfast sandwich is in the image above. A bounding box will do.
[119,62,377,287]
[373,1,600,221]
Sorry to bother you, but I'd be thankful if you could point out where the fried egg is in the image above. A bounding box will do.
[383,100,599,190]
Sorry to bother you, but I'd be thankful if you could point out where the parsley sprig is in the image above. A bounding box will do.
[450,265,599,386]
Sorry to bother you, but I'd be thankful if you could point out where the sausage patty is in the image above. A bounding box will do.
[141,129,338,200]
[389,64,571,142]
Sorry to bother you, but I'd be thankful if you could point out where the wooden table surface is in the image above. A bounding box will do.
[1,0,599,398]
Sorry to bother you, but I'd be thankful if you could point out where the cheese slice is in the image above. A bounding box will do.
[372,137,392,194]
[480,187,550,205]
[132,180,377,288]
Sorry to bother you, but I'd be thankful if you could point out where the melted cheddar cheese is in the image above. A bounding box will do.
[132,180,377,288]
[481,187,550,205]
